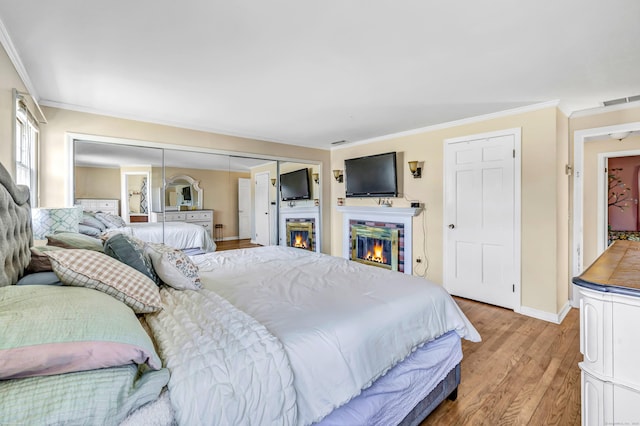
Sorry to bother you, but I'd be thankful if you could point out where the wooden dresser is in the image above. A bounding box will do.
[149,210,213,238]
[572,240,640,425]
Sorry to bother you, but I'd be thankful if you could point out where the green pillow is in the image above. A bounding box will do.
[46,232,104,252]
[104,233,158,284]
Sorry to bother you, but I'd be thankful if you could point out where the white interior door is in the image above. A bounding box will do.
[238,178,251,239]
[254,172,270,246]
[444,131,518,309]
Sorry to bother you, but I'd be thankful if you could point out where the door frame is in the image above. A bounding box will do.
[572,122,640,305]
[121,170,151,223]
[443,127,522,313]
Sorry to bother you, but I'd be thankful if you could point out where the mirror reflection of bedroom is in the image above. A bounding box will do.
[607,155,640,245]
[72,139,321,253]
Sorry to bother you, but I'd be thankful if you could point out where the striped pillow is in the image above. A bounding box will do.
[46,249,162,313]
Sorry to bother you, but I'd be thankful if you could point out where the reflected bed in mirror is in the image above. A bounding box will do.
[74,203,217,252]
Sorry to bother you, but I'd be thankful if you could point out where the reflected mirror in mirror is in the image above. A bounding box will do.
[165,174,202,211]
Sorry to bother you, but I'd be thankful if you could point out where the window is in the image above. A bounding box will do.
[15,95,39,207]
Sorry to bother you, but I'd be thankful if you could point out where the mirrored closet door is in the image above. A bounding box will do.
[73,139,322,251]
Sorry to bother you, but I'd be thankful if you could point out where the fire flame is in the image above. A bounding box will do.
[365,240,386,264]
[293,233,307,249]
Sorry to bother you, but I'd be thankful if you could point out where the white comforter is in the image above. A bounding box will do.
[145,288,297,425]
[119,222,216,252]
[194,246,481,425]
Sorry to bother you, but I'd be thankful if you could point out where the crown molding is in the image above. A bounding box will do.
[332,100,561,151]
[570,99,640,119]
[0,16,39,100]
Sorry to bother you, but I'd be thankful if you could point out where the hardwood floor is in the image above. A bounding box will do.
[215,238,262,251]
[423,297,581,425]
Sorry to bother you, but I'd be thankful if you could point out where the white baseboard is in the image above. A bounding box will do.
[517,301,573,324]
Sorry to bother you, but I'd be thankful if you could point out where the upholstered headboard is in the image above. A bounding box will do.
[0,161,32,286]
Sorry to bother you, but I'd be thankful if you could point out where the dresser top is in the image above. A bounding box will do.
[152,209,213,213]
[573,240,640,296]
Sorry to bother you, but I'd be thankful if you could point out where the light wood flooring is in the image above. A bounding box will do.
[423,297,581,425]
[215,238,262,251]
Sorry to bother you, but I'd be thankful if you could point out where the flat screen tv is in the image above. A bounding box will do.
[181,186,192,201]
[345,152,398,198]
[280,168,311,201]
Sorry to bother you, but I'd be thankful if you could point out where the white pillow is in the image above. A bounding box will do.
[145,243,201,290]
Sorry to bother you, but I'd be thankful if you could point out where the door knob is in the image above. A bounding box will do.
[448,224,455,229]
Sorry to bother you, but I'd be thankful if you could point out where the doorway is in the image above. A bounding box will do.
[598,153,640,253]
[121,170,151,223]
[443,128,521,310]
[572,123,640,285]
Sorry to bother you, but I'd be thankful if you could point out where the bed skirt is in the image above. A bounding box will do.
[399,363,461,426]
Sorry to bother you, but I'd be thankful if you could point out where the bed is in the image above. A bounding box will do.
[0,160,480,425]
[76,209,217,252]
[108,221,217,253]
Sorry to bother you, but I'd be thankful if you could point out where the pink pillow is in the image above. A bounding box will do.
[0,285,162,380]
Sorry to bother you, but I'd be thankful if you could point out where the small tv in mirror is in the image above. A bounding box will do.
[280,168,311,201]
[181,186,192,201]
[345,152,398,198]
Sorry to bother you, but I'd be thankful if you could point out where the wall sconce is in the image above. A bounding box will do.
[312,173,319,184]
[271,178,276,187]
[408,161,422,178]
[333,170,343,183]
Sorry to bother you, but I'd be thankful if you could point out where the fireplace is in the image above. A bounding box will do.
[349,220,404,272]
[286,219,315,251]
[338,206,421,275]
[351,224,399,271]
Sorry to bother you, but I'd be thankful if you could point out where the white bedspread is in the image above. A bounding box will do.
[118,222,216,252]
[194,246,480,425]
[145,288,297,425]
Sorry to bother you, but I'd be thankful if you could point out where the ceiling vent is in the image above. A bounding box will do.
[603,95,640,107]
[330,140,348,146]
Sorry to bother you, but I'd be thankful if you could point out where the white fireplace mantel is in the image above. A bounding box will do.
[336,206,422,274]
[336,206,422,217]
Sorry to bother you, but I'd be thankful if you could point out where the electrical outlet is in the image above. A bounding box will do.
[416,257,422,263]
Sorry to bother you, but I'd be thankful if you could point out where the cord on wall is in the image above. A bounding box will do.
[413,206,430,278]
[399,192,429,277]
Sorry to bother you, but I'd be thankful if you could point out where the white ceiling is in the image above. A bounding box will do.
[1,1,639,150]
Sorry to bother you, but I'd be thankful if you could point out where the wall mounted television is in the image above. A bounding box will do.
[280,168,311,201]
[345,152,398,198]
